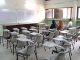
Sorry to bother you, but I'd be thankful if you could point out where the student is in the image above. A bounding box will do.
[67,19,73,27]
[57,20,64,30]
[50,20,57,29]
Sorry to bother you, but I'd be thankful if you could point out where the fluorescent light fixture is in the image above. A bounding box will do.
[0,0,5,6]
[24,0,37,10]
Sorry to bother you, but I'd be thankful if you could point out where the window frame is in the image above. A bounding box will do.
[45,7,72,20]
[77,7,80,19]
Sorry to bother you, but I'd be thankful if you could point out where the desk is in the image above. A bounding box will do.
[21,27,27,30]
[53,35,70,44]
[13,28,19,32]
[17,34,26,38]
[30,32,38,36]
[10,31,19,35]
[60,30,69,37]
[29,29,37,32]
[49,29,55,32]
[17,38,34,43]
[60,30,69,34]
[30,32,38,41]
[68,27,76,30]
[43,41,64,49]
[4,29,10,32]
[22,30,30,34]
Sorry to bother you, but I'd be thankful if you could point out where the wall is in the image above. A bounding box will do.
[45,0,80,9]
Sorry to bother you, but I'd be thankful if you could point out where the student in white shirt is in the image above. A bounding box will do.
[67,19,73,27]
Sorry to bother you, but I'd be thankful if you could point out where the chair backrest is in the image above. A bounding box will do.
[54,53,65,60]
[36,34,43,43]
[27,45,35,55]
[3,29,10,39]
[66,33,72,39]
[10,32,18,43]
[31,26,37,29]
[21,27,27,30]
[16,40,26,48]
[17,34,26,38]
[54,30,59,37]
[13,28,19,33]
[48,32,54,40]
[22,30,30,39]
[22,30,30,35]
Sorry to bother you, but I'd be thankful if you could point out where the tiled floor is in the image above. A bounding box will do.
[0,39,80,60]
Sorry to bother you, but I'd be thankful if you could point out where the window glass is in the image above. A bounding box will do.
[63,8,71,19]
[63,8,67,19]
[78,8,80,18]
[45,9,52,18]
[52,9,54,18]
[67,8,71,18]
[45,8,72,19]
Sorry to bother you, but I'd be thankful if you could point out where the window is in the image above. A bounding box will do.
[45,8,72,19]
[45,9,53,19]
[78,8,80,18]
[52,9,54,18]
[63,8,71,19]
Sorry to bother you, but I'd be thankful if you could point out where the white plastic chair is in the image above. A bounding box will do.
[16,45,38,60]
[3,29,10,48]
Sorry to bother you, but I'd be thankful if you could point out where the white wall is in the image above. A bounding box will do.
[45,0,80,9]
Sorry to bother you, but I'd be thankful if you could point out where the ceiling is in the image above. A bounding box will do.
[0,0,45,10]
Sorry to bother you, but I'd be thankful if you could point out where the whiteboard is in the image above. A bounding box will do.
[0,10,35,25]
[0,10,17,25]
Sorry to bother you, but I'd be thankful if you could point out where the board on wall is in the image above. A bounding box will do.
[0,10,34,25]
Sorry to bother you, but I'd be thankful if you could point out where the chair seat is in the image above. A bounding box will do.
[13,42,17,46]
[17,47,28,55]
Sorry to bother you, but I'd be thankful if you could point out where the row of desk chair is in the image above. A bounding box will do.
[3,26,79,60]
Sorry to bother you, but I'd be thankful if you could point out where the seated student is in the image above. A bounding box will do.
[50,20,57,29]
[67,18,73,28]
[57,20,64,30]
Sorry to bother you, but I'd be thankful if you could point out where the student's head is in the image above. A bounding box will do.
[52,20,56,24]
[69,18,72,21]
[57,20,64,30]
[59,20,64,24]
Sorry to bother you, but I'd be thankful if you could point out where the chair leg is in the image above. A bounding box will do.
[7,40,8,49]
[34,46,38,60]
[72,43,74,50]
[38,43,39,47]
[9,42,12,53]
[2,37,4,46]
[13,44,14,54]
[26,55,28,60]
[16,53,18,60]
[44,47,46,51]
[69,48,72,60]
[23,55,25,60]
[34,51,38,60]
[69,52,72,60]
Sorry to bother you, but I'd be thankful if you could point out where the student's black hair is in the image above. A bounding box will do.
[69,18,72,21]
